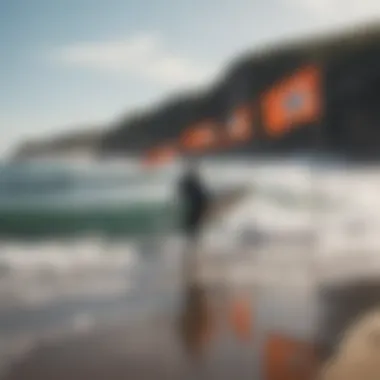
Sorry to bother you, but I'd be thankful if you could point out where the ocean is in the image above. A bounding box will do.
[1,157,380,377]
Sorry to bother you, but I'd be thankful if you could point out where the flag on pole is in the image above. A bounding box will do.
[262,65,322,138]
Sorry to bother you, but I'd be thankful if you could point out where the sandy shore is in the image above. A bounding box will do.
[5,319,189,380]
[3,282,258,380]
[4,278,380,380]
[3,316,258,380]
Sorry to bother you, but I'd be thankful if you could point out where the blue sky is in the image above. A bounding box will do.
[0,0,379,157]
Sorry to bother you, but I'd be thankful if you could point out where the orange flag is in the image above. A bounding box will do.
[262,65,322,138]
[181,120,218,152]
[143,144,176,166]
[226,104,254,142]
[263,333,317,380]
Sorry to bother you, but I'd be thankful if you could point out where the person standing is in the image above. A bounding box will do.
[178,161,210,283]
[179,162,209,243]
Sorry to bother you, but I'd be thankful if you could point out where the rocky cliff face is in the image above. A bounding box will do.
[100,22,380,160]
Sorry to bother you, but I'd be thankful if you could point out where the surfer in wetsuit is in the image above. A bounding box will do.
[179,162,209,244]
[177,162,213,357]
[178,161,210,283]
[177,163,253,358]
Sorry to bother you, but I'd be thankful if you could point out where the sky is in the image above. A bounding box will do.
[0,0,379,157]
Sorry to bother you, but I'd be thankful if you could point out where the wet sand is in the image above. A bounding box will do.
[3,321,258,380]
[4,319,201,380]
[0,279,315,380]
[4,277,380,380]
[3,284,257,380]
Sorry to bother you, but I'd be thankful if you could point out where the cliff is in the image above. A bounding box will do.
[100,21,380,159]
[13,22,380,160]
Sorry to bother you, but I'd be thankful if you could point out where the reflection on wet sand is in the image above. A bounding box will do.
[178,281,253,356]
[3,280,253,380]
[178,283,215,357]
[4,251,380,380]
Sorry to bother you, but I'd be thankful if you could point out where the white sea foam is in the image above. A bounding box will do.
[1,160,380,299]
[0,238,137,310]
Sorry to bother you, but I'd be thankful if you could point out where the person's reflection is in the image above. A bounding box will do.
[178,282,215,358]
[176,160,214,358]
[176,160,253,359]
[177,283,254,360]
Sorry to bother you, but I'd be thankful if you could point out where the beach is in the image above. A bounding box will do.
[1,160,380,379]
[5,277,380,380]
[3,311,258,380]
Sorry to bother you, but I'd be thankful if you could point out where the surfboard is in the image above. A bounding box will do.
[203,185,253,225]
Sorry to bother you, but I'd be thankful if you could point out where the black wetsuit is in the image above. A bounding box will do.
[179,171,209,239]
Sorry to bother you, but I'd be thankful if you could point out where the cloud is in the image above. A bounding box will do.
[52,33,216,88]
[287,0,380,24]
